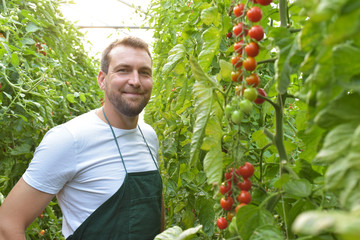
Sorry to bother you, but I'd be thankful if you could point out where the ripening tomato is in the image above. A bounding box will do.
[257,0,272,6]
[231,69,243,82]
[237,178,252,191]
[254,88,267,104]
[234,40,244,54]
[227,211,235,221]
[224,168,234,180]
[247,6,262,22]
[231,55,242,68]
[243,88,258,101]
[220,196,234,211]
[245,73,260,87]
[235,85,245,96]
[233,3,245,17]
[248,25,264,41]
[243,57,257,71]
[233,22,248,37]
[217,217,228,230]
[245,42,259,57]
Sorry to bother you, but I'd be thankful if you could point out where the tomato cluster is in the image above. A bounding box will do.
[216,162,254,230]
[226,0,272,125]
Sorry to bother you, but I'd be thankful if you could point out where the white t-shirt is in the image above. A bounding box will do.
[22,109,159,238]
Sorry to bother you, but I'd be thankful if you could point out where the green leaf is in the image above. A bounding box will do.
[313,122,357,165]
[9,143,31,156]
[200,6,218,25]
[249,225,283,240]
[197,197,215,236]
[283,179,312,198]
[219,59,233,82]
[203,146,222,185]
[66,94,75,103]
[252,129,270,149]
[236,205,275,240]
[79,93,86,103]
[314,92,360,129]
[189,56,218,166]
[293,210,360,238]
[154,225,202,240]
[198,27,221,72]
[333,44,360,83]
[162,44,186,75]
[270,27,299,94]
[11,53,19,67]
[25,22,41,33]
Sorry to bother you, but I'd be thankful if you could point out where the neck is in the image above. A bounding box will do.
[97,105,138,129]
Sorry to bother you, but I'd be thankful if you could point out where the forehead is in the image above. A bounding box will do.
[108,46,152,69]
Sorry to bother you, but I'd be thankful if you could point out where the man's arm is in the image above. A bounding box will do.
[0,178,55,240]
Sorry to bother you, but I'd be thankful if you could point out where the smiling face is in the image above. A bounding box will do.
[98,45,153,118]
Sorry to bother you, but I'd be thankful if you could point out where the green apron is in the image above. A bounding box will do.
[67,108,162,240]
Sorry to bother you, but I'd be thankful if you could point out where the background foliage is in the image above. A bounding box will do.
[145,0,360,239]
[0,0,102,238]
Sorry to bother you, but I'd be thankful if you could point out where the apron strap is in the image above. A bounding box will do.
[102,107,128,174]
[137,125,159,171]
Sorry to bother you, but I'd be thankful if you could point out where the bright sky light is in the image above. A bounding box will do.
[60,0,154,59]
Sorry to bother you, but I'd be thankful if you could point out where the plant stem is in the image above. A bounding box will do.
[279,0,288,27]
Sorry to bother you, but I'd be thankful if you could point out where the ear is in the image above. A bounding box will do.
[97,70,106,90]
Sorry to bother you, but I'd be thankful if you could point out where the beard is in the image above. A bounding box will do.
[105,86,150,117]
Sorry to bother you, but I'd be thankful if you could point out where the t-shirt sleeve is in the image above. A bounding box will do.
[23,125,77,194]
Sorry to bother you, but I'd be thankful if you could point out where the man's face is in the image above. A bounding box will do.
[101,45,153,117]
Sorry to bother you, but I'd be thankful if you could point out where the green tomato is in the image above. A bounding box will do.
[225,104,233,117]
[231,110,243,125]
[243,88,258,102]
[239,99,253,114]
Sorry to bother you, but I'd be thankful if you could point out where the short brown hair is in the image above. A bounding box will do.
[100,36,152,74]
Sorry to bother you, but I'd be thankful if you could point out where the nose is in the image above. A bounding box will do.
[128,70,141,87]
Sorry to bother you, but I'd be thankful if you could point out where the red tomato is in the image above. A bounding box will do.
[245,73,260,87]
[243,56,257,71]
[237,178,252,191]
[257,0,272,6]
[247,6,263,22]
[226,32,232,38]
[239,162,254,178]
[217,217,228,230]
[231,55,243,68]
[237,190,251,204]
[254,88,267,104]
[220,181,232,195]
[231,69,243,82]
[220,196,234,211]
[224,168,234,180]
[233,22,248,37]
[248,25,264,41]
[245,42,259,57]
[233,3,245,17]
[234,40,244,54]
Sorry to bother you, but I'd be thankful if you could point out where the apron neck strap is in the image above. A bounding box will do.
[102,107,159,173]
[102,107,128,174]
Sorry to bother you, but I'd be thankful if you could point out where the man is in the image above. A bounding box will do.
[0,36,164,239]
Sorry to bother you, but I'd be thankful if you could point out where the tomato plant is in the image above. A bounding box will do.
[233,3,245,18]
[243,56,257,71]
[146,0,360,239]
[245,73,260,87]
